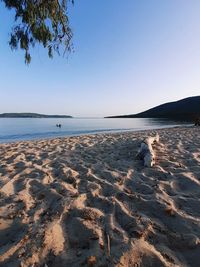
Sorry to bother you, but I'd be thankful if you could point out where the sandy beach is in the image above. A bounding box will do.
[0,126,200,267]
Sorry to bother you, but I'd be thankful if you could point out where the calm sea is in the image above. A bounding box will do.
[0,118,189,143]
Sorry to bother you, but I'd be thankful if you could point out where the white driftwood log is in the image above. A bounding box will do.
[137,133,159,167]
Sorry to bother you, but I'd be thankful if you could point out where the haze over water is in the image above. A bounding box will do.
[0,118,189,143]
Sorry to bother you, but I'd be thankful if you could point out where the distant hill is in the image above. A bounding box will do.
[106,96,200,120]
[0,113,72,118]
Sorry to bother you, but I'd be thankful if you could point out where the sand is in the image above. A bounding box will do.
[0,126,200,267]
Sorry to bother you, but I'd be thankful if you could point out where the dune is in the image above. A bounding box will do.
[0,126,200,266]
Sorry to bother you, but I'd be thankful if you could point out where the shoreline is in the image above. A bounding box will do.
[0,126,200,266]
[0,124,191,145]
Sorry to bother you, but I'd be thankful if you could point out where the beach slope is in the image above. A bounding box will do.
[0,127,200,266]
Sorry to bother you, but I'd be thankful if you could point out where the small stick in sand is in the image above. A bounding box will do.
[107,234,111,256]
[104,214,112,257]
[136,133,159,167]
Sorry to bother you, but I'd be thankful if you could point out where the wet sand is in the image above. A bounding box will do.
[0,126,200,267]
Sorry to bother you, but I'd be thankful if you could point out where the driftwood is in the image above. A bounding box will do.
[136,133,159,167]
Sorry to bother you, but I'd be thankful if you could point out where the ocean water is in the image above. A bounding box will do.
[0,118,189,143]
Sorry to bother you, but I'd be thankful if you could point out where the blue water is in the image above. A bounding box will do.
[0,118,189,143]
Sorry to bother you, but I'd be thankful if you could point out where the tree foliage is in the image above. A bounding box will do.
[2,0,74,64]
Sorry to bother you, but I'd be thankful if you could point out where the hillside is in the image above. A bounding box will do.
[0,113,72,118]
[106,96,200,120]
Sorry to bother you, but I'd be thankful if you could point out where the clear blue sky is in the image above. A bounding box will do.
[0,0,200,117]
